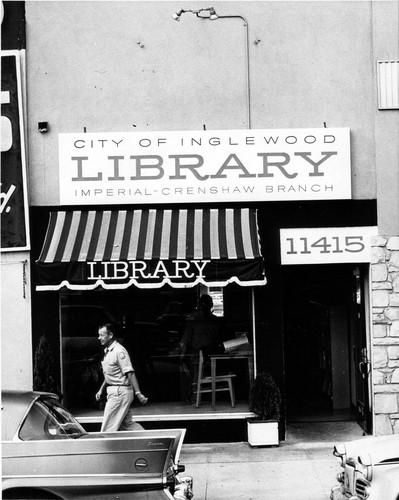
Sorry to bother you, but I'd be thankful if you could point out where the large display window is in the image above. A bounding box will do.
[61,284,255,414]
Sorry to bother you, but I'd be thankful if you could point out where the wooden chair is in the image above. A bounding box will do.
[195,350,236,408]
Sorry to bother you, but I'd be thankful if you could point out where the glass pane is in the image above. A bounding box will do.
[19,398,85,440]
[61,286,255,414]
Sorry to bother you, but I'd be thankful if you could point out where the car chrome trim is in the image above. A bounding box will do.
[378,457,399,464]
[3,473,165,478]
[355,477,371,500]
[164,489,174,499]
[174,429,186,463]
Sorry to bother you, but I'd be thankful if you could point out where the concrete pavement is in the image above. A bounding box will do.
[180,421,367,500]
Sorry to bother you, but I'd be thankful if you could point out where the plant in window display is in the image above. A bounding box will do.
[33,335,62,399]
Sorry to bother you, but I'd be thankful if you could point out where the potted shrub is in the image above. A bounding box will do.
[247,372,281,446]
[33,335,62,399]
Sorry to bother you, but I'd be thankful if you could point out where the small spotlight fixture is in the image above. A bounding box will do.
[172,7,219,22]
[172,8,184,21]
[208,7,218,20]
[38,122,48,133]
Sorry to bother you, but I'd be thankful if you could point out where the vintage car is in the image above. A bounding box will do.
[330,433,399,500]
[2,390,193,500]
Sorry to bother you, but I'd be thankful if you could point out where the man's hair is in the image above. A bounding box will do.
[99,323,116,336]
[199,294,213,310]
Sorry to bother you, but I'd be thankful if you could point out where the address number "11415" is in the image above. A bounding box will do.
[285,235,365,254]
[280,227,377,264]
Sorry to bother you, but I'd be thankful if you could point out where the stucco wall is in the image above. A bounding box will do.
[1,253,33,390]
[26,1,379,206]
[372,1,399,234]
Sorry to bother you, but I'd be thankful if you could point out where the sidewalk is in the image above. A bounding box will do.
[180,421,367,500]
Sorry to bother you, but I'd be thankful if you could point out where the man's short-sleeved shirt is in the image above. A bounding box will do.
[101,341,134,385]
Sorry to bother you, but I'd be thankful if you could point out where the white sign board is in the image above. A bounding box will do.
[280,226,378,265]
[59,128,351,205]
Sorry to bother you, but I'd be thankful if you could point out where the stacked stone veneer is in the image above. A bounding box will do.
[372,236,399,435]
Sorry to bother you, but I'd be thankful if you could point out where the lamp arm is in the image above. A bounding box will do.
[174,9,251,130]
[213,15,251,129]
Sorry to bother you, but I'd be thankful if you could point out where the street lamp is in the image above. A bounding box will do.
[172,7,219,21]
[172,6,251,129]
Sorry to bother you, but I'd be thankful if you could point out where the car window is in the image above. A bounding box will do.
[19,398,87,440]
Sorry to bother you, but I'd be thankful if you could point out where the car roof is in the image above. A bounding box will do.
[1,390,57,441]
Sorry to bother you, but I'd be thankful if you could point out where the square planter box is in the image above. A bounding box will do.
[247,419,279,447]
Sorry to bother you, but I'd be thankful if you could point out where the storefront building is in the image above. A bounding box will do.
[1,1,398,440]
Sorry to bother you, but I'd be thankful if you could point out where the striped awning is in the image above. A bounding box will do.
[35,208,266,290]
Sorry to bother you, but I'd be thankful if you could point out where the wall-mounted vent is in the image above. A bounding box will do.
[377,60,399,110]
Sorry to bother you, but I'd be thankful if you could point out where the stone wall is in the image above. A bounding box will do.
[371,236,399,435]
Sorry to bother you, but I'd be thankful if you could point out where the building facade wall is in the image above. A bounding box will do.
[372,1,399,234]
[369,0,399,434]
[2,1,399,435]
[1,253,33,390]
[26,1,379,206]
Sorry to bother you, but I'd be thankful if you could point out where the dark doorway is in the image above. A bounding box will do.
[282,264,371,429]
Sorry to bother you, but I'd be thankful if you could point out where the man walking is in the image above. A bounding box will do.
[95,323,148,432]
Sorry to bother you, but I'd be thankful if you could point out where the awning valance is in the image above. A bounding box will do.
[35,208,266,290]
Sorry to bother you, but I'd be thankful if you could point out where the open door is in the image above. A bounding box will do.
[351,266,372,433]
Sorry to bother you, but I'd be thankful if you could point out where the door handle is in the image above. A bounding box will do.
[359,360,371,378]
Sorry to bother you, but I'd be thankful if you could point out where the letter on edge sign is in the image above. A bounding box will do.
[1,51,30,251]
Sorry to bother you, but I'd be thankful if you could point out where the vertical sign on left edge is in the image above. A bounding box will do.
[1,50,30,251]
